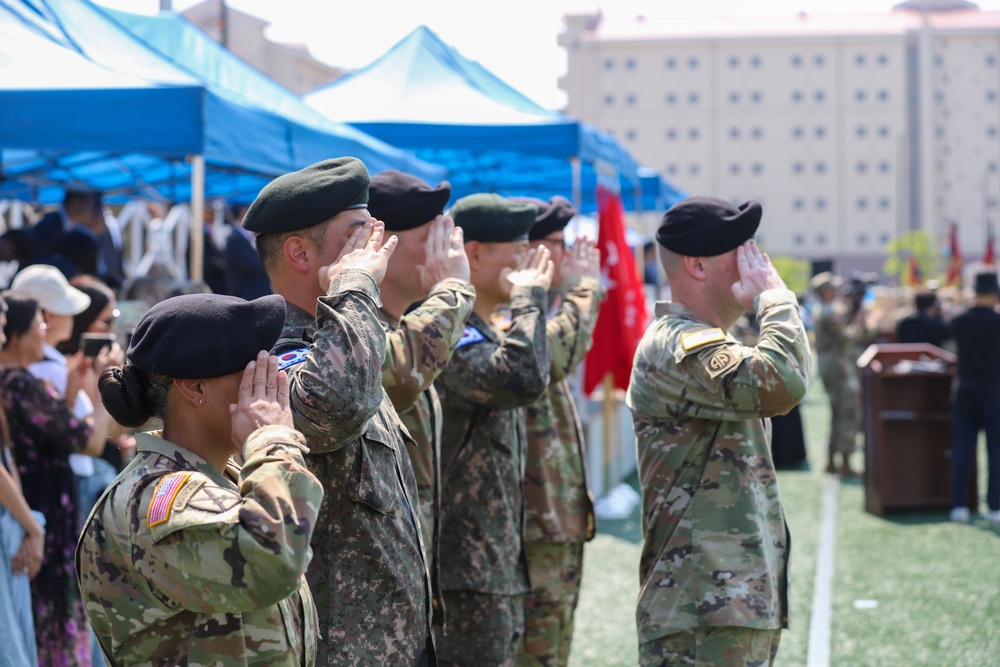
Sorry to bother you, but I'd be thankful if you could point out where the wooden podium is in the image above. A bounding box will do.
[857,344,975,515]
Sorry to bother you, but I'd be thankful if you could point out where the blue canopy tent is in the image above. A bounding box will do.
[305,26,684,214]
[0,0,445,205]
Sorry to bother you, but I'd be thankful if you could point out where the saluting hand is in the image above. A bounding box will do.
[731,240,787,312]
[319,220,399,291]
[418,216,470,291]
[230,350,294,451]
[559,237,601,283]
[504,245,555,291]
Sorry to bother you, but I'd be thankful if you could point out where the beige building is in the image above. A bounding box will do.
[560,0,1000,275]
[181,0,341,94]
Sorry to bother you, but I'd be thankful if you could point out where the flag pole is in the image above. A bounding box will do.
[602,372,615,487]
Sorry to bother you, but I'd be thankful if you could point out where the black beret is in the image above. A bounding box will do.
[509,195,576,241]
[974,272,1000,295]
[368,170,451,232]
[450,193,537,243]
[127,293,286,378]
[656,195,762,257]
[242,157,370,235]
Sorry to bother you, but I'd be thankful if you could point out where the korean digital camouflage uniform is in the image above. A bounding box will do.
[375,276,477,617]
[517,275,604,667]
[813,295,862,458]
[273,269,432,665]
[626,288,811,666]
[76,425,322,666]
[435,283,551,666]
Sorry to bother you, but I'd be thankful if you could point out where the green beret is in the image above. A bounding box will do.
[656,195,761,257]
[242,157,370,235]
[450,193,537,243]
[127,294,286,378]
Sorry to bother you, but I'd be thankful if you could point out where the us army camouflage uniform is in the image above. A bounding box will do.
[517,275,604,667]
[813,298,862,456]
[625,289,811,665]
[375,276,477,621]
[76,425,323,666]
[638,627,781,667]
[273,269,432,666]
[434,284,551,666]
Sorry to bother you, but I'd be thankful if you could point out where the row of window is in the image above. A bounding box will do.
[659,126,894,142]
[606,88,895,106]
[791,197,893,211]
[603,52,894,71]
[934,90,998,103]
[662,161,893,177]
[936,53,998,68]
[790,232,893,247]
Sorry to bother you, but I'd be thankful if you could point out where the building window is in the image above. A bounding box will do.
[793,198,805,210]
[856,126,868,138]
[880,197,892,209]
[791,54,802,67]
[729,91,741,104]
[988,90,998,103]
[856,53,867,66]
[688,56,699,69]
[666,128,678,140]
[751,127,763,139]
[815,90,826,103]
[729,127,741,140]
[792,162,804,175]
[857,161,868,174]
[989,161,999,173]
[987,54,997,67]
[814,54,826,67]
[626,93,636,105]
[815,126,827,139]
[626,129,636,140]
[856,90,867,102]
[934,54,944,67]
[878,53,889,66]
[666,57,677,69]
[626,58,636,70]
[794,233,805,245]
[751,162,763,175]
[688,92,700,104]
[667,164,678,175]
[815,162,827,174]
[858,233,868,245]
[935,90,945,103]
[750,91,762,104]
[729,163,741,176]
[604,59,614,70]
[729,55,740,68]
[857,197,869,210]
[816,231,827,243]
[688,128,700,140]
[792,126,804,139]
[792,90,803,103]
[750,55,762,68]
[879,161,891,173]
[604,94,614,106]
[879,125,891,138]
[880,232,891,243]
[689,164,700,176]
[878,89,889,102]
[666,92,677,105]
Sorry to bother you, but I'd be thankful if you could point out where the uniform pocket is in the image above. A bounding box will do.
[347,421,400,515]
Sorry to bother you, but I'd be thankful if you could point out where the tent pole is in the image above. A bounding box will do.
[190,155,205,282]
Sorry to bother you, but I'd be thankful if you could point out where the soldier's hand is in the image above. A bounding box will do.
[560,237,601,283]
[319,220,398,290]
[731,240,787,311]
[230,350,294,450]
[418,216,470,291]
[504,245,555,291]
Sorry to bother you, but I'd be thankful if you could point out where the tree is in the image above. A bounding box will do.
[769,256,811,295]
[883,231,942,285]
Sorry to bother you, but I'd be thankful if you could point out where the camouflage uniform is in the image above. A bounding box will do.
[273,269,432,665]
[813,298,862,456]
[375,276,477,618]
[434,284,551,666]
[76,425,322,666]
[626,289,811,665]
[518,276,604,667]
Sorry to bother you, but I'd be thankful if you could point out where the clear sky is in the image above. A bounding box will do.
[93,0,1000,110]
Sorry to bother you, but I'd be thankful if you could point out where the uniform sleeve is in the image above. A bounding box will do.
[285,269,388,452]
[137,425,323,613]
[547,276,605,384]
[436,284,551,410]
[633,289,810,422]
[382,278,476,412]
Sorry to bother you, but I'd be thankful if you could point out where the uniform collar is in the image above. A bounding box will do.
[134,431,236,489]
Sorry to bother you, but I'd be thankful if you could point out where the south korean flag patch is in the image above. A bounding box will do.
[277,347,310,371]
[456,325,486,350]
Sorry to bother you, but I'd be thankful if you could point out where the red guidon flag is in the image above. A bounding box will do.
[584,186,649,395]
[945,222,963,286]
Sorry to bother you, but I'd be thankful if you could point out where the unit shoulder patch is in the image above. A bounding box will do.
[680,327,726,351]
[699,345,744,379]
[456,325,487,349]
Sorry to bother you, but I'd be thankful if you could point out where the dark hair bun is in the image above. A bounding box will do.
[99,364,154,428]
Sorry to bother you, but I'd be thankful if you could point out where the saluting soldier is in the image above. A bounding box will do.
[76,293,323,666]
[509,196,604,667]
[626,197,811,666]
[242,158,433,665]
[434,194,553,667]
[366,169,476,618]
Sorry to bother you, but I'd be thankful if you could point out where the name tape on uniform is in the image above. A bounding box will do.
[456,326,486,349]
[147,473,192,527]
[277,348,310,371]
[680,327,726,351]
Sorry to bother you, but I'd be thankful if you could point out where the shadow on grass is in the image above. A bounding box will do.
[595,472,644,545]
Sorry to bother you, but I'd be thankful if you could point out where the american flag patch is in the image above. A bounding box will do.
[147,473,192,527]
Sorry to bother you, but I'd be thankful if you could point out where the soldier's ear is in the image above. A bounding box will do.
[683,255,709,280]
[282,234,313,274]
[172,377,207,408]
[465,241,482,270]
